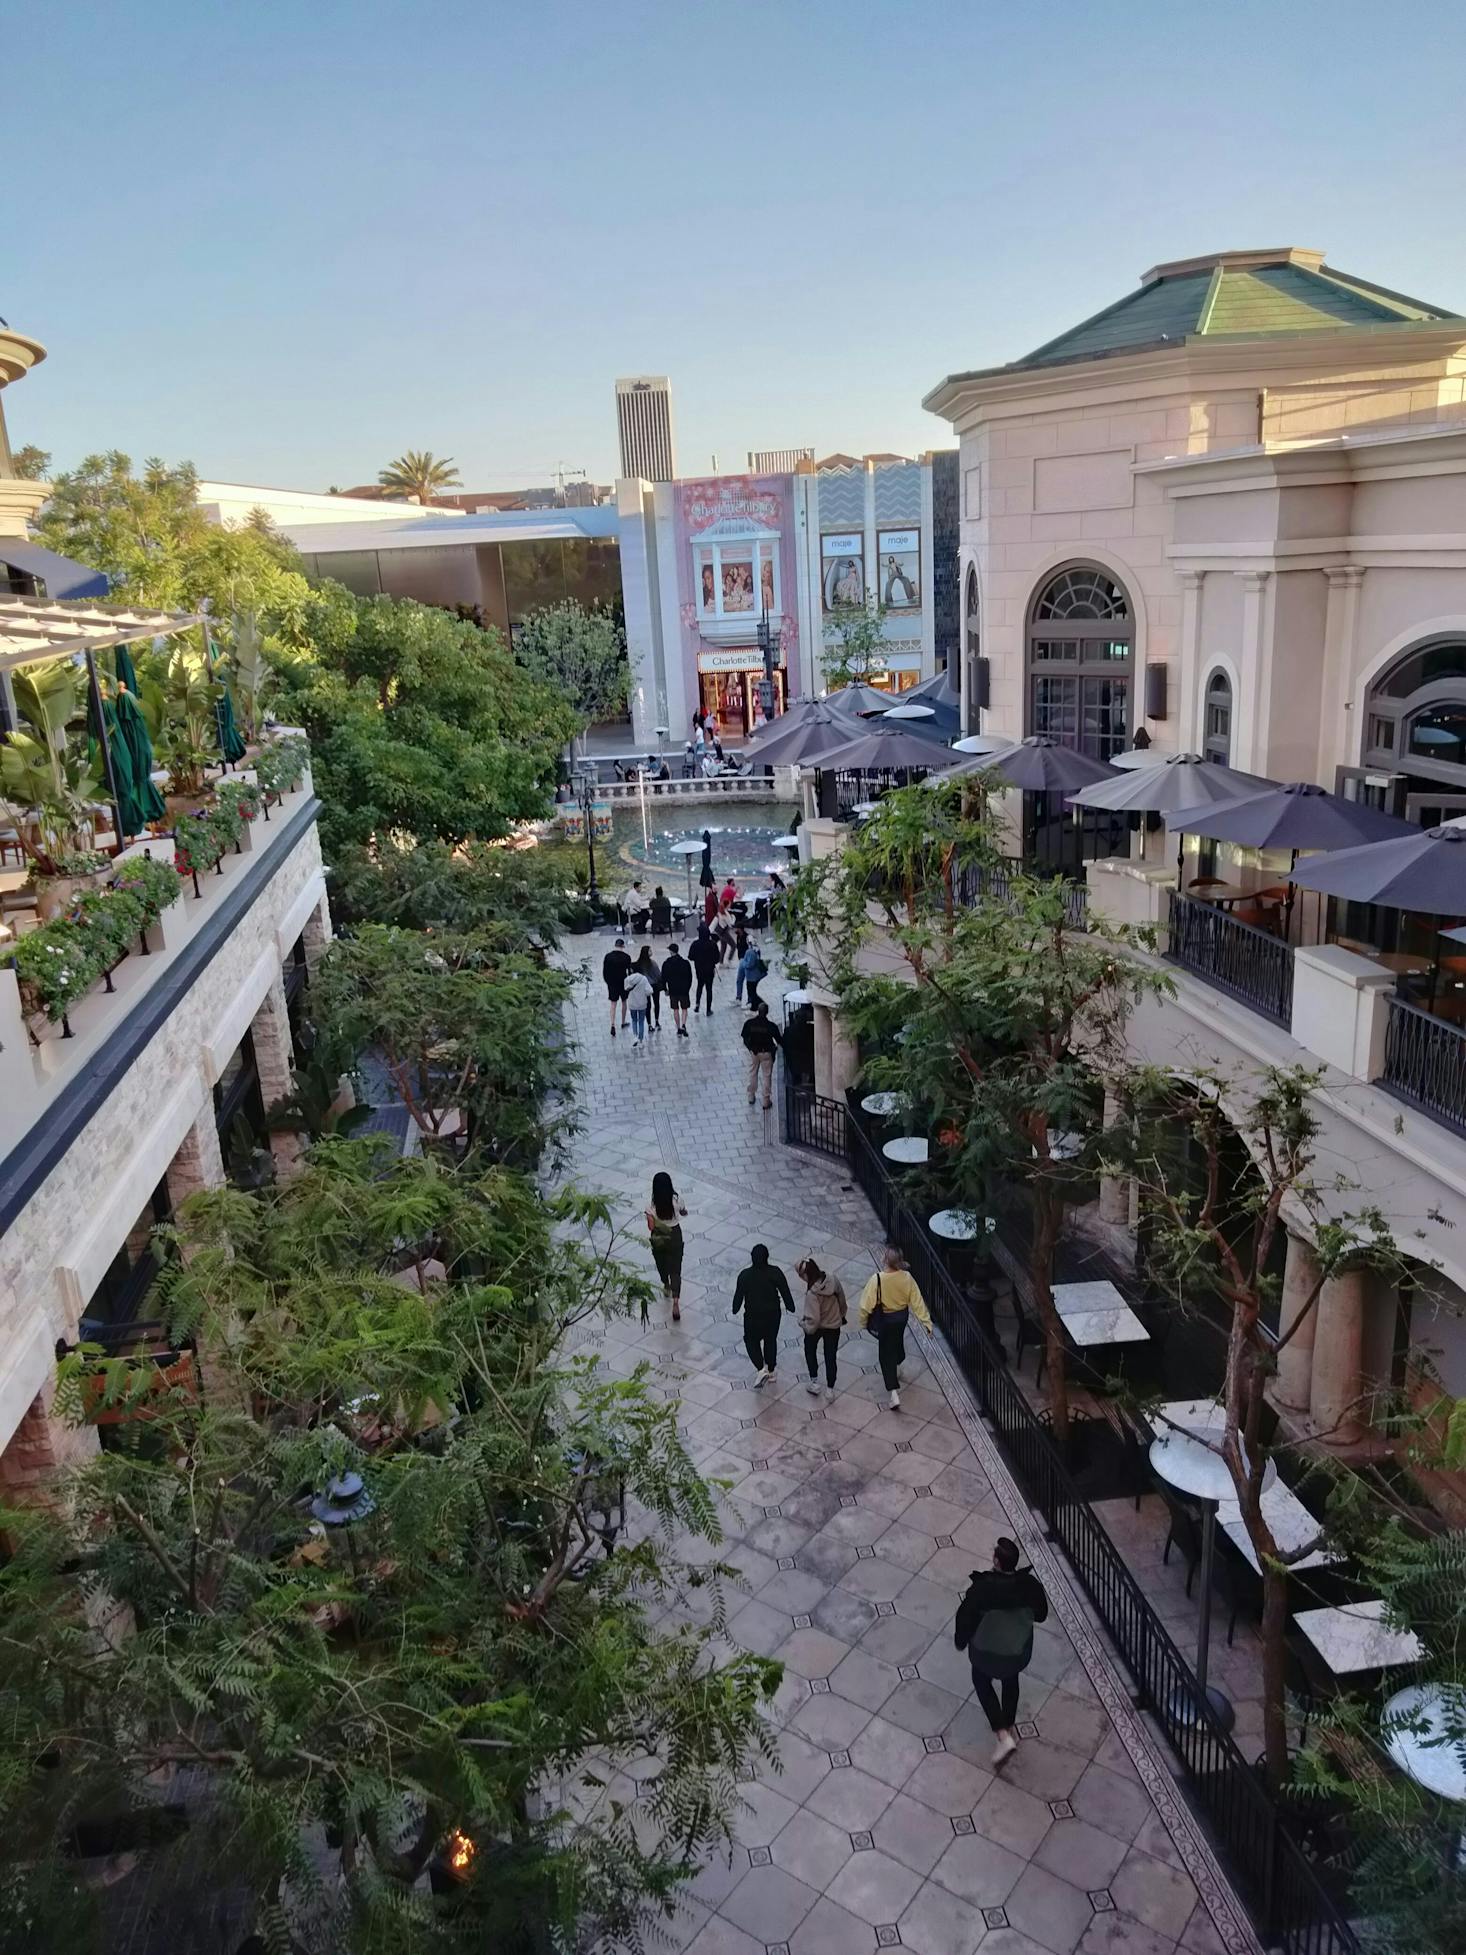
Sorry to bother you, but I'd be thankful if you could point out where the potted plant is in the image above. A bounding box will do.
[0,663,112,917]
[7,917,105,1029]
[136,647,219,808]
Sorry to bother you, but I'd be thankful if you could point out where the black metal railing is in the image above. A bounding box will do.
[782,1073,1358,1955]
[1381,993,1466,1137]
[952,855,1090,931]
[1168,891,1294,1026]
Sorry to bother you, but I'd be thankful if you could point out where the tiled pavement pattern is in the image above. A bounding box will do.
[554,946,1256,1955]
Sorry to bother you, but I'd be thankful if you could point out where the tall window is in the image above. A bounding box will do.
[1203,669,1232,765]
[1026,565,1132,760]
[1364,639,1466,785]
[696,539,779,621]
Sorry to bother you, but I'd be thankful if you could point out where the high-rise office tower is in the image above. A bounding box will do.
[615,376,676,482]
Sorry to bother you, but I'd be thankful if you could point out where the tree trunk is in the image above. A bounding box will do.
[1032,1182,1069,1444]
[1260,1561,1291,1792]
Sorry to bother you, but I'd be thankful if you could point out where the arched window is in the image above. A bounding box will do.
[1026,563,1132,760]
[1203,668,1232,765]
[1364,639,1466,783]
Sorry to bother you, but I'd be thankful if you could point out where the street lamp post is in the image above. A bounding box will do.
[576,766,601,914]
[756,605,780,724]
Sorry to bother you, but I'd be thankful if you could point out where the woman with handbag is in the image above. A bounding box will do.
[645,1171,688,1321]
[856,1244,933,1410]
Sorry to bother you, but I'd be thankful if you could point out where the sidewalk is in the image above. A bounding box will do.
[557,940,1256,1955]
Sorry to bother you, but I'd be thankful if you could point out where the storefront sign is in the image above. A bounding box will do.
[820,532,863,557]
[698,646,783,674]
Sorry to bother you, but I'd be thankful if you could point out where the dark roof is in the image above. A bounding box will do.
[933,249,1464,394]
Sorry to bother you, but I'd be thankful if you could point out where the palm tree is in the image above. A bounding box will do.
[377,450,462,503]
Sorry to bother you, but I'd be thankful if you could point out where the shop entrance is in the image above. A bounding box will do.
[697,665,787,738]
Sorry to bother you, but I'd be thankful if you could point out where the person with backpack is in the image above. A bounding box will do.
[795,1256,847,1395]
[856,1244,933,1410]
[661,942,692,1036]
[740,1002,782,1108]
[953,1538,1049,1767]
[601,937,632,1037]
[731,1242,795,1385]
[688,922,719,1014]
[644,1171,688,1322]
[738,940,769,1009]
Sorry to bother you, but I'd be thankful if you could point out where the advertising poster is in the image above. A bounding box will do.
[878,528,921,610]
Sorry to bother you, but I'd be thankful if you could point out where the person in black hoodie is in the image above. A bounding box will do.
[687,922,719,1015]
[661,942,692,1036]
[648,885,674,935]
[601,937,632,1037]
[953,1537,1049,1767]
[731,1242,795,1384]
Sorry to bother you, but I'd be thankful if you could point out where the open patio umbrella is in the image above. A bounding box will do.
[114,686,167,828]
[1163,781,1417,852]
[980,736,1113,794]
[1066,753,1270,815]
[1288,823,1466,911]
[815,722,962,773]
[743,703,861,767]
[828,681,902,716]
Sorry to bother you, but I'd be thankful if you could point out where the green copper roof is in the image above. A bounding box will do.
[1016,249,1462,370]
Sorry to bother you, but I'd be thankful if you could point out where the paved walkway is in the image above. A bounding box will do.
[556,942,1256,1955]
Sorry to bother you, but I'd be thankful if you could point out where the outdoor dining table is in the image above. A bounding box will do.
[1215,1480,1340,1574]
[882,1135,930,1166]
[1149,1398,1277,1729]
[929,1207,983,1241]
[1050,1279,1150,1347]
[1382,1682,1466,1864]
[1294,1600,1424,1675]
[861,1091,908,1118]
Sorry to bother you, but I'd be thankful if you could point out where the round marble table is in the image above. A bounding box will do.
[861,1091,907,1118]
[1148,1402,1276,1731]
[1385,1683,1466,1865]
[782,988,813,1009]
[771,834,800,849]
[882,1135,929,1166]
[930,1208,983,1241]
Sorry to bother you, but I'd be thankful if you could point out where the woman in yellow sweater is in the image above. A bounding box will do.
[856,1244,933,1410]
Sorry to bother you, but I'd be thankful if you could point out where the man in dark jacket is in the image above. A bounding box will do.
[601,938,632,1037]
[740,1001,782,1108]
[661,942,692,1036]
[731,1243,795,1385]
[954,1538,1049,1767]
[648,885,674,935]
[687,922,720,1014]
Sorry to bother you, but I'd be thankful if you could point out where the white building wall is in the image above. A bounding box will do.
[198,483,450,529]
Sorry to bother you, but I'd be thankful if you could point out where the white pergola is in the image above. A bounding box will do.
[0,595,199,673]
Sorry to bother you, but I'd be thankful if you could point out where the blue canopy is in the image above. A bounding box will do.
[0,538,109,600]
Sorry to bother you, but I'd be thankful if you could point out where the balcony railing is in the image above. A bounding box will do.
[953,855,1089,931]
[1167,890,1294,1026]
[1381,992,1466,1135]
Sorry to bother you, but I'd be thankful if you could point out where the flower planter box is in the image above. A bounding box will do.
[33,867,109,923]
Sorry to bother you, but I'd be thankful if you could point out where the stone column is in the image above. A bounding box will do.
[1098,1089,1130,1228]
[828,1012,861,1101]
[812,1004,834,1100]
[1310,1265,1366,1439]
[0,1379,98,1510]
[167,1109,226,1207]
[1234,570,1272,772]
[1318,567,1363,791]
[1174,570,1204,762]
[301,886,334,966]
[1275,1233,1321,1412]
[251,976,304,1175]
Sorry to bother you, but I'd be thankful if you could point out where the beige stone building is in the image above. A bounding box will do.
[805,249,1466,1493]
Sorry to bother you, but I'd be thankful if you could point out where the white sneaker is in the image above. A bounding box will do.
[753,1368,771,1388]
[991,1729,1018,1768]
[889,1388,901,1411]
[805,1377,820,1394]
[825,1382,837,1398]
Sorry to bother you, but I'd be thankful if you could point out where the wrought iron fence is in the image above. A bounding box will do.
[1167,891,1295,1026]
[1381,992,1466,1136]
[782,1073,1359,1955]
[952,855,1090,931]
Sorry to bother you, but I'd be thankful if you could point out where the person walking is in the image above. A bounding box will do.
[662,942,692,1035]
[739,940,768,1009]
[688,922,719,1014]
[623,964,653,1045]
[649,885,673,935]
[633,943,663,1031]
[740,1000,781,1108]
[954,1539,1049,1768]
[732,1243,795,1385]
[795,1256,847,1395]
[602,937,632,1037]
[856,1244,934,1410]
[645,1170,687,1322]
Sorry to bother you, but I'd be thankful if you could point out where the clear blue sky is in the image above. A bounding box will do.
[9,0,1466,492]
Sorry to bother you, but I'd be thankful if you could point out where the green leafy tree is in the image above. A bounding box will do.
[329,838,580,943]
[1121,1065,1404,1790]
[307,925,576,1164]
[822,594,889,689]
[268,588,577,855]
[8,442,50,480]
[35,452,209,607]
[377,450,462,501]
[514,599,629,758]
[0,1142,778,1952]
[786,780,1167,1441]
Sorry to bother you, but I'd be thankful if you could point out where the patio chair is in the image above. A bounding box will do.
[1161,1491,1240,1643]
[1011,1292,1046,1383]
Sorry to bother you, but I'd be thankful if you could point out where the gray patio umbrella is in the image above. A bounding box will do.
[815,723,962,773]
[827,682,899,716]
[982,736,1113,794]
[1288,823,1466,911]
[1066,753,1270,815]
[1162,781,1417,851]
[743,703,863,766]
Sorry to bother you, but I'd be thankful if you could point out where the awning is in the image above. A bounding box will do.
[0,595,200,672]
[0,537,110,600]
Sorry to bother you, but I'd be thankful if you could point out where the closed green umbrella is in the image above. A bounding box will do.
[114,643,141,695]
[114,687,167,826]
[95,695,142,838]
[215,684,247,763]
